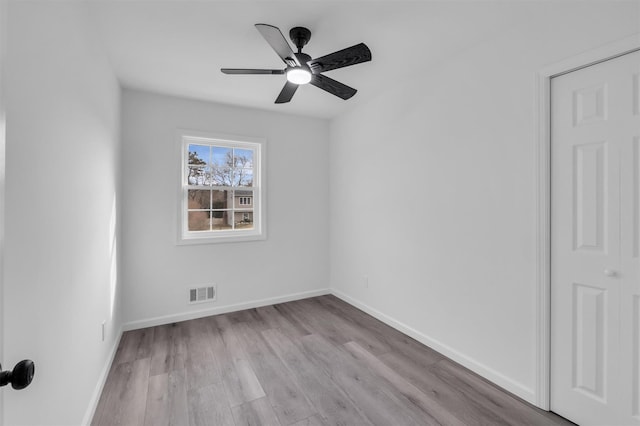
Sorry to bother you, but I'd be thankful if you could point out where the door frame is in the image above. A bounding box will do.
[0,0,7,423]
[535,33,640,410]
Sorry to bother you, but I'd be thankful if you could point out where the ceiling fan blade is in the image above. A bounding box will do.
[275,81,299,104]
[255,24,300,67]
[310,74,356,100]
[221,68,285,75]
[307,43,371,74]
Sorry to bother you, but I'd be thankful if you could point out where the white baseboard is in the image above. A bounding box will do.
[81,324,124,426]
[330,289,537,406]
[122,288,331,331]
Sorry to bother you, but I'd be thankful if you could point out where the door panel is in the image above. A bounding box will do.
[573,141,607,252]
[634,138,639,258]
[634,73,640,115]
[573,83,608,126]
[572,283,607,401]
[551,49,639,426]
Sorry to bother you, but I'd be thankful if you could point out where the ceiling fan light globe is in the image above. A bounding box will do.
[286,68,311,85]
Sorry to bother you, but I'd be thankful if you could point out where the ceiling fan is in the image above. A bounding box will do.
[221,24,372,104]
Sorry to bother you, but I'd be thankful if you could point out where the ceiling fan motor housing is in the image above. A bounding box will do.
[289,27,311,51]
[293,52,312,70]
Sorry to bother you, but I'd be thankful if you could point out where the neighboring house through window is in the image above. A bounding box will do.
[178,131,265,244]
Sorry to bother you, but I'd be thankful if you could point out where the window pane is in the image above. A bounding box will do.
[212,167,233,186]
[234,148,253,168]
[234,211,254,229]
[235,169,253,187]
[188,190,210,209]
[187,166,210,186]
[212,147,232,167]
[188,211,210,231]
[211,190,229,209]
[234,190,253,208]
[188,144,209,165]
[211,147,232,186]
[211,211,232,230]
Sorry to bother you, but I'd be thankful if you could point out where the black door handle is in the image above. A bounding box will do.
[0,360,35,390]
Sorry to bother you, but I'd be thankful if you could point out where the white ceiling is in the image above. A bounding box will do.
[87,1,538,119]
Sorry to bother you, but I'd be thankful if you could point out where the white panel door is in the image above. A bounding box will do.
[551,50,640,426]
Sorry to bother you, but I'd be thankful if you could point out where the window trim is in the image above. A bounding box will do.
[176,129,266,245]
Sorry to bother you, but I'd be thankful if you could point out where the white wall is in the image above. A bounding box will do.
[121,90,329,327]
[4,2,122,425]
[329,1,640,404]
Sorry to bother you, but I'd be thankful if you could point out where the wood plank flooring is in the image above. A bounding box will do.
[92,295,573,426]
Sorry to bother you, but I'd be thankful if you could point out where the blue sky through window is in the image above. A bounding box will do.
[234,149,253,168]
[213,146,231,167]
[188,143,254,187]
[188,144,210,165]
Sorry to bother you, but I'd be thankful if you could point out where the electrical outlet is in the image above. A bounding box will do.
[101,321,106,342]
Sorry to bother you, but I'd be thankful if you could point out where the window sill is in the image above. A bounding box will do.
[177,230,266,245]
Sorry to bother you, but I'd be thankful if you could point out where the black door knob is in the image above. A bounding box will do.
[0,360,35,390]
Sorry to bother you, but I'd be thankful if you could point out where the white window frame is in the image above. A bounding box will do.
[239,196,252,206]
[177,130,266,244]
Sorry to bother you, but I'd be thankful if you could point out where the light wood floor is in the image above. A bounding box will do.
[92,295,572,426]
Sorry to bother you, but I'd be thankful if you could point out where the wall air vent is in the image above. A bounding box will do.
[188,285,217,304]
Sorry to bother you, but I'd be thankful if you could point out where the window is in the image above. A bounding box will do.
[179,131,265,244]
